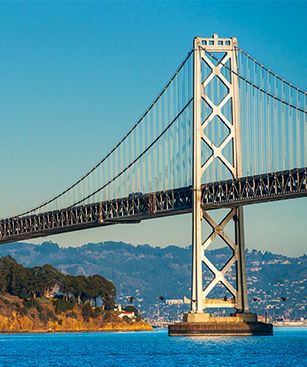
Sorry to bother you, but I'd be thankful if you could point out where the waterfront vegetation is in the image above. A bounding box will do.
[0,256,115,308]
[0,256,151,332]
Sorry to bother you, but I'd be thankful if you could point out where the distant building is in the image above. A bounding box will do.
[165,299,183,305]
[118,311,136,321]
[114,304,122,312]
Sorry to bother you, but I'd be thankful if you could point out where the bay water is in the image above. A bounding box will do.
[0,327,306,366]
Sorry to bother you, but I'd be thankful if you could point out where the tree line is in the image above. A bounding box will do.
[0,256,115,309]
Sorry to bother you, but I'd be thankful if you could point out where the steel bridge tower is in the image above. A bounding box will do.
[192,34,248,315]
[169,34,272,335]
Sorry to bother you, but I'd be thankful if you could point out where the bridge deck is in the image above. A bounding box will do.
[0,168,306,244]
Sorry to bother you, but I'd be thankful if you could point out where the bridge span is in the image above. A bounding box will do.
[1,167,305,244]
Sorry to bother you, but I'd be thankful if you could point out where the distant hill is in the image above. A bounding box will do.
[0,241,306,320]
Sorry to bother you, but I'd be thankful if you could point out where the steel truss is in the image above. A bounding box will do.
[0,168,306,244]
[203,168,307,208]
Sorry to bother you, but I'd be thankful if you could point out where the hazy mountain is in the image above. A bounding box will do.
[0,241,305,319]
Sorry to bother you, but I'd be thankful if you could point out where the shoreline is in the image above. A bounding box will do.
[0,320,153,334]
[273,324,307,328]
[1,325,306,334]
[0,328,154,334]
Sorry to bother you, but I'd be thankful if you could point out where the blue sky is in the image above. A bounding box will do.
[0,1,306,255]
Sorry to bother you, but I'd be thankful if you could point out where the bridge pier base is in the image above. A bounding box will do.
[168,313,273,336]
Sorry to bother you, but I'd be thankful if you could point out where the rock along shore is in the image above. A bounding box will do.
[0,294,152,333]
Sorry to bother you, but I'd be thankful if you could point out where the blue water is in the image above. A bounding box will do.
[0,328,306,367]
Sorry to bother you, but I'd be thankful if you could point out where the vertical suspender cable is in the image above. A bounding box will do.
[273,77,278,171]
[267,72,271,172]
[294,91,304,167]
[288,85,293,170]
[159,87,163,189]
[252,58,257,175]
[247,55,251,176]
[259,68,264,174]
[282,83,286,170]
[304,92,307,167]
[155,97,159,192]
[217,58,222,181]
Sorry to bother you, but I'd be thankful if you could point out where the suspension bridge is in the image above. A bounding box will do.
[1,34,306,335]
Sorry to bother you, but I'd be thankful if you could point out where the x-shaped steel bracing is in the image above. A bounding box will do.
[192,34,249,313]
[201,51,237,177]
[202,210,237,303]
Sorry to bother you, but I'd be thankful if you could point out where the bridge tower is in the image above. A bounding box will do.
[191,34,249,315]
[169,34,272,336]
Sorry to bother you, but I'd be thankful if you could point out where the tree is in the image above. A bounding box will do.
[0,257,116,312]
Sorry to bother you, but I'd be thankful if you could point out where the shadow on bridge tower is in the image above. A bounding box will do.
[169,34,273,336]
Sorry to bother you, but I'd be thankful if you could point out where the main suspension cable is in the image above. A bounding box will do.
[68,98,193,208]
[17,50,193,217]
[236,46,307,95]
[204,48,307,114]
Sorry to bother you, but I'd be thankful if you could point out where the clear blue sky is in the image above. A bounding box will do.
[0,1,306,256]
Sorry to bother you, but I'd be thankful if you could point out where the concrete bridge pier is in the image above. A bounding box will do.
[168,312,273,336]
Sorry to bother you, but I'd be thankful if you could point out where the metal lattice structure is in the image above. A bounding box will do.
[191,34,249,314]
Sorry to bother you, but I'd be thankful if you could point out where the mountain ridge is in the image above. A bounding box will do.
[0,241,305,320]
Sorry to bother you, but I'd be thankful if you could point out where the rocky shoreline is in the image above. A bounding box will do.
[0,311,152,333]
[0,294,152,333]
